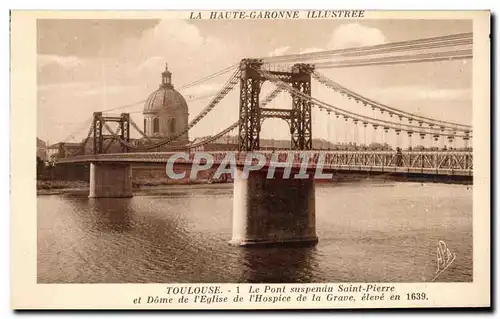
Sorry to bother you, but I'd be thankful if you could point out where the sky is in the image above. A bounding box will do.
[37,18,472,147]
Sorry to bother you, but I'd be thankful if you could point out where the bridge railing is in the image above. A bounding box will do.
[55,150,473,173]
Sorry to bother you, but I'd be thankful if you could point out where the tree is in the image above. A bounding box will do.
[36,156,45,179]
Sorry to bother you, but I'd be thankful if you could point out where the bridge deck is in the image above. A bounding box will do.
[56,150,473,177]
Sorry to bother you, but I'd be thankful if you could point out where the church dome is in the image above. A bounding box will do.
[144,87,188,113]
[142,63,189,144]
[143,63,188,114]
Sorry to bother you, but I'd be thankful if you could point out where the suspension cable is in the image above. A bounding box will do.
[60,116,93,143]
[264,39,472,65]
[312,70,472,130]
[261,32,472,63]
[63,120,94,156]
[314,52,472,69]
[138,69,241,150]
[98,69,241,150]
[257,68,467,138]
[129,118,153,143]
[184,87,283,150]
[177,63,239,91]
[102,125,122,153]
[185,122,239,150]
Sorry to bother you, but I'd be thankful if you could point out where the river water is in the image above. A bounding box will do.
[37,181,472,283]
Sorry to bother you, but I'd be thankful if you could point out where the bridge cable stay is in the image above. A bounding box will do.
[262,32,472,63]
[351,117,357,148]
[326,109,332,149]
[107,94,218,117]
[255,70,430,138]
[260,32,472,64]
[133,68,241,150]
[184,92,221,103]
[98,90,218,118]
[363,122,368,147]
[268,73,466,139]
[184,122,239,150]
[61,33,471,144]
[98,85,285,153]
[163,87,284,150]
[98,69,241,150]
[261,43,472,72]
[129,119,153,143]
[96,70,239,150]
[263,43,472,72]
[102,125,122,153]
[312,70,472,131]
[256,68,467,139]
[81,65,238,118]
[312,49,472,69]
[261,87,284,106]
[61,119,95,157]
[60,116,93,143]
[184,87,284,150]
[186,88,284,150]
[100,99,148,113]
[177,63,239,91]
[265,74,471,149]
[320,38,471,59]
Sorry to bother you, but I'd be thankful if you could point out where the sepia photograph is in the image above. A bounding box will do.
[10,9,490,309]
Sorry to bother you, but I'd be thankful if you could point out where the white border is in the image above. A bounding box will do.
[3,1,498,318]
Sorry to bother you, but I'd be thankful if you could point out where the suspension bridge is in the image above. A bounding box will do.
[54,32,473,246]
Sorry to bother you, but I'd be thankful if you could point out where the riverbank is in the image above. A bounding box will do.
[37,180,88,190]
[37,171,471,195]
[36,179,232,195]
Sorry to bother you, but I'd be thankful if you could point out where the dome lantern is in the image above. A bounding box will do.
[161,62,173,89]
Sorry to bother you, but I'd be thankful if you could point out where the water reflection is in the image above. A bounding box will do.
[87,198,134,233]
[240,247,317,283]
[37,182,473,283]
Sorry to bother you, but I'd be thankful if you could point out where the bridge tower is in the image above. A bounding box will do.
[89,112,132,198]
[233,59,317,247]
[92,112,131,154]
[238,59,314,151]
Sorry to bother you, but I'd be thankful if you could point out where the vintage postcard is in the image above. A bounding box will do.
[11,10,490,309]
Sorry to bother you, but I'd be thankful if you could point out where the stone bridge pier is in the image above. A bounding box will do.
[231,167,318,247]
[88,162,133,198]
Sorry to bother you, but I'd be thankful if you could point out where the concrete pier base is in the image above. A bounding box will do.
[231,168,318,247]
[88,162,133,198]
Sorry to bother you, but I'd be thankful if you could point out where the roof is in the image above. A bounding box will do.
[37,138,46,148]
[143,87,188,114]
[48,142,83,149]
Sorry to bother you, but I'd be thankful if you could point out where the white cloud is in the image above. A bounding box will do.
[268,46,290,57]
[37,81,93,93]
[135,56,165,72]
[38,81,140,98]
[300,47,324,54]
[120,20,224,62]
[73,85,138,97]
[38,54,85,69]
[328,23,386,49]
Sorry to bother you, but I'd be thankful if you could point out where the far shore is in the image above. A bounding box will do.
[37,172,470,196]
